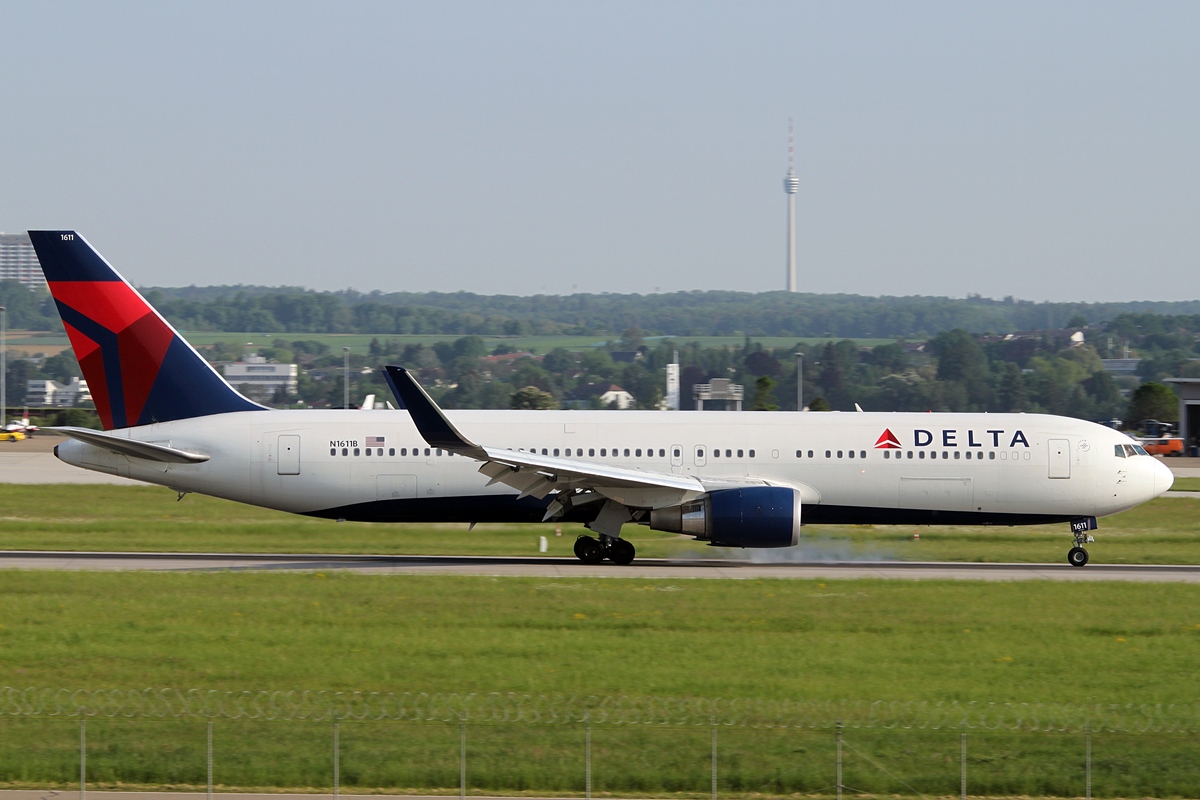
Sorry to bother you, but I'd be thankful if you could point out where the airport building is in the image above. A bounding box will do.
[0,233,47,290]
[25,377,91,407]
[222,353,299,402]
[1166,378,1200,453]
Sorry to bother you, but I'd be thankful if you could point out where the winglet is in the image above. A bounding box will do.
[383,366,487,459]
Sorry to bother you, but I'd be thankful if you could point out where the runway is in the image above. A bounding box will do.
[1,550,1198,582]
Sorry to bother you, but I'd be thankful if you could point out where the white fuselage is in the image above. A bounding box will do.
[54,409,1173,528]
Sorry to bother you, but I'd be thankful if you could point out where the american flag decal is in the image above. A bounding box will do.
[366,436,385,446]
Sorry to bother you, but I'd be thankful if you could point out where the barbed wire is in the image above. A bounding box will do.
[1,688,1197,733]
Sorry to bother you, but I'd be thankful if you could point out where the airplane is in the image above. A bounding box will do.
[28,230,1174,567]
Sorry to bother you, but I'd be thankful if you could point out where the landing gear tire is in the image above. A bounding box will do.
[1068,546,1089,567]
[608,538,636,566]
[574,535,604,564]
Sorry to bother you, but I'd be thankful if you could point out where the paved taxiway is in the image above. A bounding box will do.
[1,550,1198,582]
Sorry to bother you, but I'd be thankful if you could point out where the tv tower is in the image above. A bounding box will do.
[783,118,800,292]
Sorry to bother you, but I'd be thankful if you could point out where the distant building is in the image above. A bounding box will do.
[222,353,298,402]
[570,382,635,410]
[1102,358,1142,376]
[694,378,744,411]
[26,377,91,407]
[0,233,47,290]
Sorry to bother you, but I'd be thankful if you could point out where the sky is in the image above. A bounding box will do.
[2,1,1198,301]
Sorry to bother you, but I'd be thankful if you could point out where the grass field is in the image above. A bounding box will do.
[5,330,894,358]
[1,485,1197,565]
[1,572,1200,795]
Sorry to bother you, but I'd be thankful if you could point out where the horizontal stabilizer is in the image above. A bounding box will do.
[49,427,210,464]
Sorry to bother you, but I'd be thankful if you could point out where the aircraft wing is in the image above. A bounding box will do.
[383,366,707,512]
[49,426,211,464]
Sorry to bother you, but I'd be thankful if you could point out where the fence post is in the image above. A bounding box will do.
[79,719,86,800]
[460,719,466,800]
[960,731,966,800]
[1085,723,1092,800]
[207,720,213,800]
[835,720,842,800]
[585,712,592,800]
[333,715,340,800]
[710,715,717,800]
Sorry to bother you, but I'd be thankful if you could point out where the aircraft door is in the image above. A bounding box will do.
[1048,438,1070,479]
[671,444,684,473]
[278,435,300,475]
[694,445,707,467]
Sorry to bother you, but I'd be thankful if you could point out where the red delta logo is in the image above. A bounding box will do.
[874,429,902,449]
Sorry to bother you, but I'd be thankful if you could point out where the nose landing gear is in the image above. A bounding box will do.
[573,534,636,565]
[1067,517,1097,567]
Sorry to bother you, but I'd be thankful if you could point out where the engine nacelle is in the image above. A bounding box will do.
[649,486,801,548]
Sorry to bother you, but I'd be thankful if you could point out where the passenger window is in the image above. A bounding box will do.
[554,448,560,457]
[713,449,720,458]
[673,448,681,458]
[860,451,866,459]
[425,448,431,456]
[600,449,607,457]
[1114,445,1126,458]
[623,448,630,457]
[884,451,890,459]
[437,449,443,456]
[848,450,855,459]
[589,448,595,457]
[353,448,360,456]
[906,451,913,459]
[389,448,395,456]
[725,449,731,458]
[698,448,705,459]
[738,449,744,458]
[989,452,995,460]
[796,450,802,458]
[342,448,348,456]
[825,450,831,458]
[954,451,960,459]
[837,450,843,458]
[919,451,925,459]
[636,449,642,457]
[749,450,755,458]
[659,449,665,457]
[330,448,336,456]
[807,450,813,458]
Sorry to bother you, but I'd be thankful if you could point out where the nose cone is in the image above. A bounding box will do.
[1153,458,1175,497]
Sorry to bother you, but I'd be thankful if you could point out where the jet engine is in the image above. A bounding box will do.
[648,486,801,548]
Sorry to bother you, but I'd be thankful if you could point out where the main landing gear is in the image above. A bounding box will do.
[1067,517,1097,567]
[574,535,636,566]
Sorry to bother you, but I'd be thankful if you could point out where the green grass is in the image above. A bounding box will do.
[3,572,1199,699]
[1,573,1200,795]
[1,485,1197,565]
[1171,476,1200,492]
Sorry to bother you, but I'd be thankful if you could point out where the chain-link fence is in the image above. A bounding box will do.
[3,689,1200,797]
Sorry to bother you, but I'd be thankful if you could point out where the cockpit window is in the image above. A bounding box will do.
[1123,444,1139,457]
[1114,445,1126,458]
[1133,445,1149,456]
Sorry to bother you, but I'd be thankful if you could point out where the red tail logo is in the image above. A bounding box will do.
[874,428,902,449]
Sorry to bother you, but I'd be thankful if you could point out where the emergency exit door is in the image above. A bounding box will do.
[278,435,300,475]
[1048,438,1070,479]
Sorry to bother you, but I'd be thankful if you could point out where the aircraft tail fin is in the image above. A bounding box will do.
[27,230,265,430]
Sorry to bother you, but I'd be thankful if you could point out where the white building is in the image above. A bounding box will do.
[0,233,47,290]
[222,353,298,401]
[26,377,91,407]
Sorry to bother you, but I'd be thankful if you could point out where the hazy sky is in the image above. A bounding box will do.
[3,2,1198,300]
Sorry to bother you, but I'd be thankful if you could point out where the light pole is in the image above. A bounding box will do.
[343,347,350,409]
[795,350,803,411]
[1,305,6,430]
